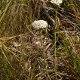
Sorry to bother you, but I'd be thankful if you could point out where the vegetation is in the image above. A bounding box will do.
[0,0,80,80]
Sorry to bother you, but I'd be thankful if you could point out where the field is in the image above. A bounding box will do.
[0,0,80,80]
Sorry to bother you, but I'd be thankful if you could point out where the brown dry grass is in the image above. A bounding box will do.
[0,0,80,80]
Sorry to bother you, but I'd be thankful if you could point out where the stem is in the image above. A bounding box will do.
[54,7,58,80]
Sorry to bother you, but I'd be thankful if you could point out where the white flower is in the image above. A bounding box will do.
[50,0,62,5]
[32,20,48,30]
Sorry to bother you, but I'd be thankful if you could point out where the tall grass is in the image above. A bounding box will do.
[0,0,80,80]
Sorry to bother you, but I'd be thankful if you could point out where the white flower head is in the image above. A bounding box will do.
[50,0,62,5]
[32,20,48,30]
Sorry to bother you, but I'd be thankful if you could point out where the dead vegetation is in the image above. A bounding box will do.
[0,0,80,80]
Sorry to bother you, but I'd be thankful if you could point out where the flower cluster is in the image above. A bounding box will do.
[32,20,48,29]
[50,0,62,5]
